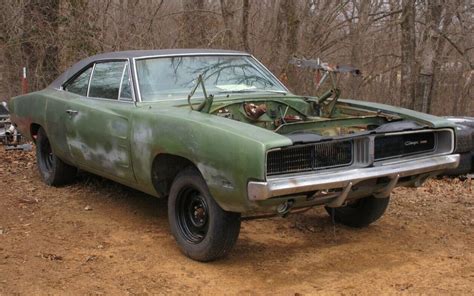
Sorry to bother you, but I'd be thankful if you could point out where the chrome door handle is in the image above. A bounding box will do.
[66,109,78,116]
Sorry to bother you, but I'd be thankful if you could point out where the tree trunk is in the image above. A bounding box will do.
[274,0,300,90]
[181,0,205,48]
[349,0,369,99]
[241,0,250,52]
[388,0,400,105]
[219,0,239,49]
[271,0,286,70]
[400,0,417,110]
[416,0,452,113]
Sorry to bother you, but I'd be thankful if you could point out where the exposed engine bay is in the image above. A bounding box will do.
[184,57,420,139]
[211,98,409,139]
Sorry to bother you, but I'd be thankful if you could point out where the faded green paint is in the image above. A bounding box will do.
[9,89,456,213]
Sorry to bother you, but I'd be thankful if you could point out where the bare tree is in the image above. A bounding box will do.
[181,0,206,48]
[400,0,417,109]
[220,0,240,49]
[416,0,453,113]
[22,0,60,90]
[0,0,472,115]
[242,0,250,52]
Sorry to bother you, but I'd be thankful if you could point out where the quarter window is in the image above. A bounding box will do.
[119,63,132,100]
[64,66,92,96]
[89,61,126,100]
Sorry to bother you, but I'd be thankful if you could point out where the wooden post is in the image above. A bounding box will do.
[21,67,28,94]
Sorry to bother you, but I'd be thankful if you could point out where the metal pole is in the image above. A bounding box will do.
[21,67,28,94]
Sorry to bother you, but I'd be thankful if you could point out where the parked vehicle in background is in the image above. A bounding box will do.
[7,50,460,261]
[0,102,23,147]
[443,117,474,176]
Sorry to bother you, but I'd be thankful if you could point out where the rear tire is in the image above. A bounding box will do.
[325,195,390,228]
[168,167,241,262]
[443,151,472,176]
[36,127,77,186]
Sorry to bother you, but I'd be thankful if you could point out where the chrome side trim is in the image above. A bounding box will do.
[86,63,96,97]
[117,63,126,100]
[132,58,141,102]
[248,154,460,201]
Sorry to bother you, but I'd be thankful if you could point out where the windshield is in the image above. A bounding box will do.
[135,55,287,101]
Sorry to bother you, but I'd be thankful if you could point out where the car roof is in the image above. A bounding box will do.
[49,49,249,89]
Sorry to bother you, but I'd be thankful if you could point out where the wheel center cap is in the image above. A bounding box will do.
[192,205,206,227]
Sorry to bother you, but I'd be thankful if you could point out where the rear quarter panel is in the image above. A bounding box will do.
[9,91,48,141]
[9,89,73,162]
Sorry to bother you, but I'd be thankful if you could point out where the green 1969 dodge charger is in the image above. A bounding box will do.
[8,49,460,261]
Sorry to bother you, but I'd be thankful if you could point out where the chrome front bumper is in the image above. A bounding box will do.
[248,154,460,202]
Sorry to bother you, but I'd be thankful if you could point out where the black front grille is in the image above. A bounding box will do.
[374,132,436,160]
[267,141,353,175]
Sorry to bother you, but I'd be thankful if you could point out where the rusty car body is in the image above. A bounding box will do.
[8,49,460,261]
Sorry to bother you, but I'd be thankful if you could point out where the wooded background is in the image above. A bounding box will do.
[1,0,473,116]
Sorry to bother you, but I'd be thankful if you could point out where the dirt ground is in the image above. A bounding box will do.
[0,148,473,295]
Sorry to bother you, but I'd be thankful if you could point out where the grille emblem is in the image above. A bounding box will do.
[404,140,428,146]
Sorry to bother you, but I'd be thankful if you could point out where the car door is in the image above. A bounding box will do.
[46,66,93,163]
[64,60,137,182]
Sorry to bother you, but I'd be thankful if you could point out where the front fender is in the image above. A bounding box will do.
[130,106,291,212]
[340,99,457,129]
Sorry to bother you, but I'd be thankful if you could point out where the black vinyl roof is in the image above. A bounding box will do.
[49,49,248,89]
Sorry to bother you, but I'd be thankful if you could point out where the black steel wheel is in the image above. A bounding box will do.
[39,135,54,171]
[36,127,77,186]
[168,167,241,262]
[176,186,210,244]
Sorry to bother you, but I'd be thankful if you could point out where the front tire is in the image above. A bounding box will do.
[325,195,390,228]
[36,127,77,186]
[168,167,241,262]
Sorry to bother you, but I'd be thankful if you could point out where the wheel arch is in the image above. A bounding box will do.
[151,153,202,197]
[30,123,42,142]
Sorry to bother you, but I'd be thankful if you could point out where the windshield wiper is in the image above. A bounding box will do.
[215,89,287,95]
[215,89,258,94]
[187,74,213,113]
[260,90,287,94]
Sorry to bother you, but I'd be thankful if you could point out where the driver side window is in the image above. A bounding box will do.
[89,61,126,100]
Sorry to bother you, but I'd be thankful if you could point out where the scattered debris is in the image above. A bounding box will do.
[39,253,63,261]
[5,143,32,151]
[18,197,38,204]
[393,283,414,291]
[1,101,30,150]
[85,255,97,262]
